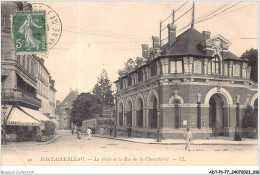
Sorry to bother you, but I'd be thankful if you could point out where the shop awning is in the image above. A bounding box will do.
[19,106,52,122]
[16,72,37,89]
[6,107,40,126]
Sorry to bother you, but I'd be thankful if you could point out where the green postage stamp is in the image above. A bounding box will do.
[12,11,47,54]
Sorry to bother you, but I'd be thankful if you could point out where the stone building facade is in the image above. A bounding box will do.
[56,88,78,129]
[114,22,258,139]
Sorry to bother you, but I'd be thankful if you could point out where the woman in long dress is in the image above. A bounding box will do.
[18,14,42,50]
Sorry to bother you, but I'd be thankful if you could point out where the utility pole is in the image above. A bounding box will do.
[191,1,195,28]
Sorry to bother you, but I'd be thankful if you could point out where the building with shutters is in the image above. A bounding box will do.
[114,18,258,139]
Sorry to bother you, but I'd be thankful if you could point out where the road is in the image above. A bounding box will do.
[1,130,258,165]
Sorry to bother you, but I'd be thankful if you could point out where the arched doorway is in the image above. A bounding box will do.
[136,98,144,127]
[126,101,132,126]
[119,103,124,126]
[174,99,180,128]
[209,94,228,136]
[149,95,157,128]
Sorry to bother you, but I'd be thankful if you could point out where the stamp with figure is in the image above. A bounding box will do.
[12,11,47,54]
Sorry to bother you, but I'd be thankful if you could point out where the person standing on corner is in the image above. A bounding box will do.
[77,128,82,139]
[86,128,92,140]
[127,123,132,138]
[184,128,192,151]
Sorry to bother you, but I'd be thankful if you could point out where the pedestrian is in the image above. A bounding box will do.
[86,128,92,140]
[71,128,74,135]
[184,128,192,151]
[76,128,82,139]
[127,123,132,138]
[109,126,113,136]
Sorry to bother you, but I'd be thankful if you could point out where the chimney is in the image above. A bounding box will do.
[141,44,149,58]
[202,31,211,39]
[39,58,45,65]
[167,23,177,45]
[152,36,159,50]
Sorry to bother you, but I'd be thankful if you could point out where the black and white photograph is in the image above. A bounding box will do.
[0,0,259,174]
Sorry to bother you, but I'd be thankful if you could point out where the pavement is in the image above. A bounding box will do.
[1,134,61,147]
[93,134,258,145]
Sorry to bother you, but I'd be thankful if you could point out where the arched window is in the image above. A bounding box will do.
[212,55,220,74]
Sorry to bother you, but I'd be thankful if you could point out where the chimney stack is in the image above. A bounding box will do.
[152,36,159,50]
[202,31,211,39]
[167,23,177,45]
[141,44,149,58]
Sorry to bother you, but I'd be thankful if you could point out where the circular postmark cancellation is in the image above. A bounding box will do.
[31,3,62,50]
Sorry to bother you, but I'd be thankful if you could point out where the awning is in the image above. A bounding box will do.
[19,106,52,122]
[6,107,40,126]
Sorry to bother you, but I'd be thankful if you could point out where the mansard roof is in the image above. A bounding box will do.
[163,27,207,56]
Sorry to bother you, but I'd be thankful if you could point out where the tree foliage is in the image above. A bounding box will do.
[243,105,258,128]
[92,69,114,106]
[71,93,102,127]
[71,69,114,127]
[241,48,258,82]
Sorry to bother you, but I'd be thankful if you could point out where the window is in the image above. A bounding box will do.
[207,61,212,74]
[27,57,30,72]
[31,60,35,77]
[16,55,21,64]
[1,39,5,58]
[223,63,228,76]
[212,56,220,74]
[120,80,123,89]
[194,60,202,74]
[128,75,132,86]
[22,56,25,68]
[233,64,240,77]
[1,9,6,28]
[138,70,143,82]
[170,60,183,73]
[151,62,157,77]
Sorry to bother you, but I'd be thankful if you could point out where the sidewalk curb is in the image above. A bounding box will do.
[93,135,258,146]
[1,135,61,147]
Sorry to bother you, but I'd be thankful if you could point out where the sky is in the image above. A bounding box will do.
[30,1,258,101]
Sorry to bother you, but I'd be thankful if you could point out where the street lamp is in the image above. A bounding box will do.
[157,109,161,142]
[113,106,117,137]
[2,104,8,144]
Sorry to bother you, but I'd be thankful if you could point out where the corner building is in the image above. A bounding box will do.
[114,23,258,139]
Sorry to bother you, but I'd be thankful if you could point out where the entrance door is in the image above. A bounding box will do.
[209,94,226,136]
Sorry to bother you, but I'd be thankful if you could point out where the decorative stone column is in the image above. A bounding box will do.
[132,109,136,127]
[156,61,161,76]
[183,57,189,74]
[189,57,194,74]
[204,58,208,75]
[229,61,233,77]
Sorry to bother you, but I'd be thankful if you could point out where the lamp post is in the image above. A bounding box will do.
[2,104,8,145]
[157,109,161,142]
[113,106,117,137]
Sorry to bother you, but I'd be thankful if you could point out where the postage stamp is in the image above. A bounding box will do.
[12,11,47,54]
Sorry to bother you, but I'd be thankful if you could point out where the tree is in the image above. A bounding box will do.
[92,69,114,106]
[70,93,102,127]
[241,48,258,82]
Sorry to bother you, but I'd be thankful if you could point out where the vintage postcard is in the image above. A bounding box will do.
[1,0,259,174]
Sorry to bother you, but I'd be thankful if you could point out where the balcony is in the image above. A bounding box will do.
[2,88,41,108]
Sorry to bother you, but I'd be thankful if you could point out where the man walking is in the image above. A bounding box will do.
[86,128,92,140]
[184,128,192,151]
[127,123,132,138]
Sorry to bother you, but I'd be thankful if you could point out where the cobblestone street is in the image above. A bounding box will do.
[1,130,258,166]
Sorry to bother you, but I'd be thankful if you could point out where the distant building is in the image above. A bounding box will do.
[56,88,78,129]
[35,57,57,119]
[114,16,258,139]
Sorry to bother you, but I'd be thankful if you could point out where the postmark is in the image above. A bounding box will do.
[31,3,62,50]
[12,11,47,54]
